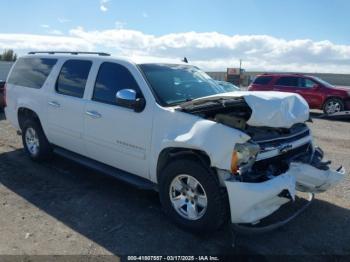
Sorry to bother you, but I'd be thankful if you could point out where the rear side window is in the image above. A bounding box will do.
[7,58,57,89]
[93,62,141,105]
[298,78,316,88]
[253,76,273,85]
[275,77,298,87]
[56,60,92,98]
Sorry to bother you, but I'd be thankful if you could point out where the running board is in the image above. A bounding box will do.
[53,147,156,191]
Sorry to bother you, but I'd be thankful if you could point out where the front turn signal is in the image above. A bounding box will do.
[231,151,239,174]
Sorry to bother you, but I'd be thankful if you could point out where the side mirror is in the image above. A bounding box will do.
[313,83,320,89]
[116,89,145,112]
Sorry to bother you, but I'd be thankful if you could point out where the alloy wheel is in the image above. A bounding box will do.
[325,100,341,114]
[25,127,40,155]
[169,174,208,220]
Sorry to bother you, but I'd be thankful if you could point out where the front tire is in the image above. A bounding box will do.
[21,119,52,161]
[159,159,228,233]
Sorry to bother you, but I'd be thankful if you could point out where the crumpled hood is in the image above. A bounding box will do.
[181,91,310,128]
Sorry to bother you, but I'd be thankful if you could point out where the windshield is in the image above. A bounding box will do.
[311,76,334,88]
[139,64,229,106]
[217,81,240,92]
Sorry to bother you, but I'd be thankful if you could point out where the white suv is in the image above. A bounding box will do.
[5,52,345,233]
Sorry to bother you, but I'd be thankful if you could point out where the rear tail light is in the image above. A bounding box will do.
[3,83,7,108]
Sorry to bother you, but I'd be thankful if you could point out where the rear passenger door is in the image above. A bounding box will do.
[84,61,152,179]
[273,76,299,94]
[47,59,92,155]
[250,76,273,91]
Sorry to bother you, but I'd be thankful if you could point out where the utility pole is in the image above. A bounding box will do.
[239,59,242,87]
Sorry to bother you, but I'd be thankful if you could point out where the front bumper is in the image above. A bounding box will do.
[224,162,346,225]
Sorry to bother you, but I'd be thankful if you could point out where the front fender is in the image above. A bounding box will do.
[160,120,250,169]
[150,107,250,182]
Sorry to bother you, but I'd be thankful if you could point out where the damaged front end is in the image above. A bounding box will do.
[178,94,346,231]
[224,132,345,231]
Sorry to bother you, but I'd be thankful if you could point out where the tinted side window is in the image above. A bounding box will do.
[275,77,298,87]
[56,60,92,98]
[253,76,273,85]
[8,58,57,89]
[93,62,141,105]
[299,78,316,88]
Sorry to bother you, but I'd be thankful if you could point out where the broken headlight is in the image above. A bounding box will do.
[231,142,260,174]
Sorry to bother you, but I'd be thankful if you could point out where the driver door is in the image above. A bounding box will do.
[84,62,152,179]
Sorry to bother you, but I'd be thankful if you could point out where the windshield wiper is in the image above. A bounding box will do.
[182,97,225,106]
[168,98,194,107]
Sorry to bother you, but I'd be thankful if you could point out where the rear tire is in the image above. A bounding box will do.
[21,119,52,161]
[159,159,228,233]
[323,98,344,115]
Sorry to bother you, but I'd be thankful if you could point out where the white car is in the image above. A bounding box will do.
[5,52,345,233]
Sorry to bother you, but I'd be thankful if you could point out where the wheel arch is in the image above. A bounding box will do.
[156,147,213,184]
[17,107,43,131]
[322,96,344,107]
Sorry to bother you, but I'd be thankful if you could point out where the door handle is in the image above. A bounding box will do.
[85,111,102,119]
[48,101,60,108]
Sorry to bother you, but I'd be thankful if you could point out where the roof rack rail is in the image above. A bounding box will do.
[28,51,111,56]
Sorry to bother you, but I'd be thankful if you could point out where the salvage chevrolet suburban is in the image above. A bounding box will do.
[5,52,346,233]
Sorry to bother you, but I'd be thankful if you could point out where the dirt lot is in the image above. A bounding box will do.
[0,111,349,256]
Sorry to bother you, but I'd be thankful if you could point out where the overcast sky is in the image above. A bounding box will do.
[1,0,350,72]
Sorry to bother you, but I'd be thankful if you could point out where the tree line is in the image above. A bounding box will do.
[0,49,17,61]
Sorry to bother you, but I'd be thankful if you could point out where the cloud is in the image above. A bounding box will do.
[142,12,149,18]
[100,0,110,12]
[2,27,350,73]
[58,17,71,23]
[115,21,126,29]
[67,27,350,72]
[40,24,64,36]
[48,29,63,35]
[0,33,93,52]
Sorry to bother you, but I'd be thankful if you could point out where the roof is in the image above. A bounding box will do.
[256,73,313,78]
[24,52,189,66]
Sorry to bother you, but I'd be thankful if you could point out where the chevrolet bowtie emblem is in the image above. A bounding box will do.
[279,144,293,154]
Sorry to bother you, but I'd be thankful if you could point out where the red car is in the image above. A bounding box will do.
[0,81,5,111]
[248,74,350,115]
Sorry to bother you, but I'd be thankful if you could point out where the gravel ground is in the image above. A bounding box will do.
[0,111,349,257]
